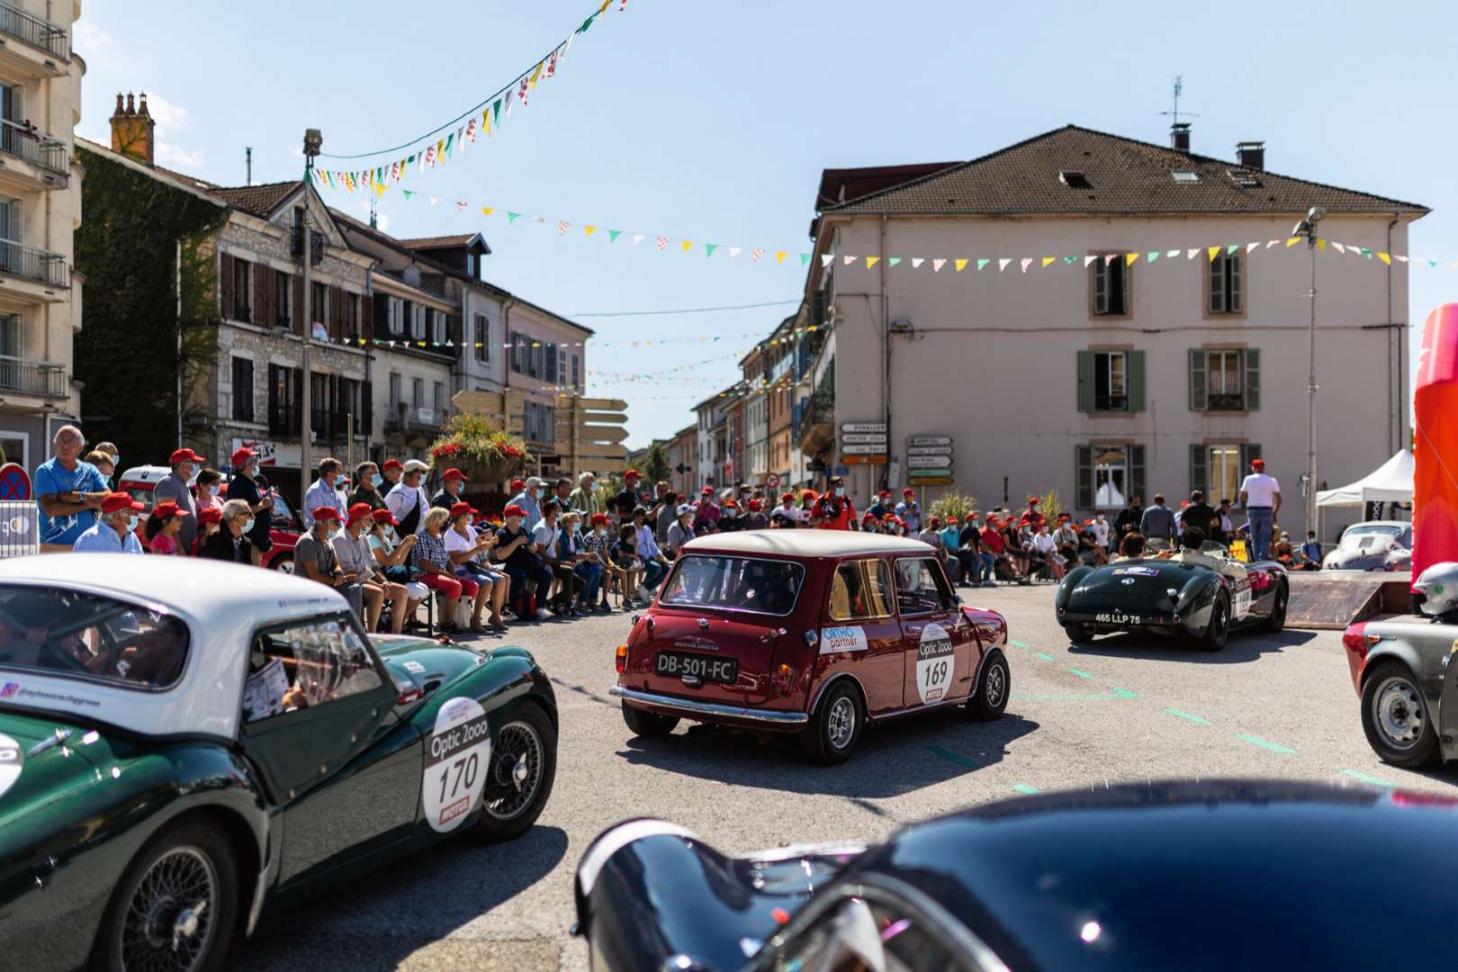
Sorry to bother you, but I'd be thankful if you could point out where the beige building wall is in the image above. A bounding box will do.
[823,212,1414,539]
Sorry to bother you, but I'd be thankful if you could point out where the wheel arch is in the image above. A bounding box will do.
[973,645,1008,694]
[169,805,265,938]
[808,672,868,719]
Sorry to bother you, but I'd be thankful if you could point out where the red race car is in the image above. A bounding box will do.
[611,531,1010,763]
[116,464,304,569]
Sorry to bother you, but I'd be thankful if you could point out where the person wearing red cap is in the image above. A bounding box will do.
[811,476,856,530]
[614,470,643,523]
[72,492,146,554]
[430,467,470,511]
[1017,495,1045,533]
[444,501,506,630]
[772,491,802,528]
[581,512,619,611]
[144,500,192,555]
[492,503,553,621]
[295,505,366,619]
[742,497,767,530]
[1239,457,1281,560]
[867,489,893,520]
[225,446,274,563]
[200,500,256,563]
[35,424,110,551]
[193,505,223,556]
[380,458,404,491]
[366,508,427,627]
[693,486,721,533]
[894,488,922,533]
[335,502,406,633]
[152,447,205,553]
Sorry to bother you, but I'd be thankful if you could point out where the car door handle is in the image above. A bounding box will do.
[904,625,922,634]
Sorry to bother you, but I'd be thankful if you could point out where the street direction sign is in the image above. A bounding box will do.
[843,454,887,465]
[907,445,953,457]
[842,422,887,434]
[841,433,889,445]
[908,456,953,469]
[841,443,887,455]
[907,435,953,447]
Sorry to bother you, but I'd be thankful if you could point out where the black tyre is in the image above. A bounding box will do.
[1063,622,1094,643]
[1195,591,1230,652]
[1264,580,1289,633]
[1360,661,1439,768]
[267,552,294,574]
[621,703,680,739]
[93,820,240,972]
[477,702,557,842]
[799,681,863,765]
[966,651,1010,721]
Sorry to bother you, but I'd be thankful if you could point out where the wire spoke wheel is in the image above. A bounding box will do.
[485,720,544,821]
[119,846,218,972]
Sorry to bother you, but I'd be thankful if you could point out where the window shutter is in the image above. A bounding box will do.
[1076,351,1095,412]
[1127,350,1146,412]
[1243,348,1261,411]
[1208,257,1223,314]
[292,274,304,336]
[1131,444,1147,503]
[361,294,374,341]
[292,368,304,435]
[1092,262,1107,314]
[1188,349,1208,411]
[252,263,267,323]
[1076,445,1093,509]
[362,379,373,434]
[332,287,346,340]
[220,253,235,318]
[1189,444,1208,497]
[1230,255,1243,313]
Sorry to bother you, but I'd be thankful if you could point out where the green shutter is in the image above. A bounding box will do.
[1131,444,1146,503]
[1244,348,1261,411]
[1189,349,1208,411]
[1190,444,1208,497]
[1077,351,1095,412]
[1127,350,1146,412]
[1076,445,1093,509]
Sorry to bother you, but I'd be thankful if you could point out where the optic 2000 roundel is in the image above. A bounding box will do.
[0,732,22,800]
[423,696,492,833]
[916,622,955,704]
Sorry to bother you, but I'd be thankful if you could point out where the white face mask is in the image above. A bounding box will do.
[834,487,846,497]
[242,518,256,533]
[123,514,138,532]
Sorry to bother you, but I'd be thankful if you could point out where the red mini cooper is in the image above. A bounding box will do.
[611,531,1010,763]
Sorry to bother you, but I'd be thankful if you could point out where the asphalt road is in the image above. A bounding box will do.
[234,584,1458,971]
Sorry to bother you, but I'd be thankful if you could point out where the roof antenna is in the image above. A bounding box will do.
[245,147,252,186]
[1157,75,1201,128]
[1157,76,1200,151]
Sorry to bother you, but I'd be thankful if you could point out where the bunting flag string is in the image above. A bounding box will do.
[300,324,832,353]
[312,0,630,189]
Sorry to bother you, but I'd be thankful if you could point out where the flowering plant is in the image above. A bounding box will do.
[428,413,530,481]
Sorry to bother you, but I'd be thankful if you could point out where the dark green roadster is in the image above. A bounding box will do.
[0,555,558,971]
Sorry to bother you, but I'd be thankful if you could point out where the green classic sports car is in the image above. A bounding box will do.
[0,554,558,971]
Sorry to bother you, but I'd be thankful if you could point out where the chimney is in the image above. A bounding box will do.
[109,90,156,166]
[1236,140,1265,170]
[1170,122,1191,152]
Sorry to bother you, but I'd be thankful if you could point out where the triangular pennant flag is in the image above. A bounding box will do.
[1429,259,1439,269]
[729,247,742,258]
[428,195,439,206]
[633,234,645,244]
[1124,252,1138,267]
[911,258,925,269]
[1246,242,1260,254]
[507,211,520,223]
[1146,251,1159,263]
[933,258,947,272]
[1396,255,1409,263]
[977,258,989,271]
[533,216,545,224]
[374,183,386,198]
[402,189,414,200]
[1167,249,1181,259]
[1063,255,1077,265]
[843,255,857,266]
[1208,246,1222,262]
[1084,255,1098,267]
[1226,243,1239,255]
[1332,242,1346,254]
[609,229,622,242]
[800,253,811,266]
[998,258,1010,272]
[584,225,597,237]
[1187,248,1199,259]
[1361,247,1373,259]
[705,243,718,257]
[775,251,787,264]
[866,256,880,269]
[1020,257,1033,273]
[1042,256,1056,268]
[1378,251,1392,265]
[492,100,502,126]
[954,258,968,272]
[1104,254,1117,265]
[888,257,902,267]
[443,133,455,158]
[1316,238,1326,251]
[820,254,834,268]
[1286,237,1301,247]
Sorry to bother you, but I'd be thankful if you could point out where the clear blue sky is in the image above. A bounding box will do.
[76,1,1457,448]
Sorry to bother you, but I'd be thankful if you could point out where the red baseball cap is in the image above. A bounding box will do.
[903,488,916,497]
[1027,495,1040,505]
[230,446,256,468]
[624,469,641,480]
[442,468,467,483]
[381,459,403,472]
[197,507,223,525]
[347,502,374,525]
[100,492,144,514]
[169,448,205,465]
[372,508,397,525]
[964,513,978,522]
[152,500,191,520]
[590,512,609,526]
[701,486,713,496]
[503,504,527,519]
[509,478,526,491]
[312,506,341,523]
[747,499,763,511]
[878,489,891,498]
[802,489,819,500]
[781,492,795,502]
[449,501,476,518]
[724,499,738,509]
[1251,458,1266,470]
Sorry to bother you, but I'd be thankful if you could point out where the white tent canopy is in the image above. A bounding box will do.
[1316,449,1414,508]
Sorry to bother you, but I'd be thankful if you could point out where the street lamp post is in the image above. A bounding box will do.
[299,129,322,504]
[1293,206,1325,536]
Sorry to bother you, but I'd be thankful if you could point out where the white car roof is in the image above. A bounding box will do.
[683,530,935,558]
[0,555,352,741]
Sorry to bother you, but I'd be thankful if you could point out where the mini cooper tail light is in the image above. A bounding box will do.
[615,643,628,674]
[775,663,795,696]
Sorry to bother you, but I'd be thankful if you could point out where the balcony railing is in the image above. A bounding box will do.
[0,119,66,177]
[309,409,360,441]
[0,1,68,59]
[0,354,64,397]
[268,404,300,438]
[0,240,67,288]
[384,402,440,433]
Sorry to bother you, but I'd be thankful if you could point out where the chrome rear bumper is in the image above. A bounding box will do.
[610,685,809,727]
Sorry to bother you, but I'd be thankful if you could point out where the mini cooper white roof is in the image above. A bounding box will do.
[682,530,936,559]
[0,555,353,741]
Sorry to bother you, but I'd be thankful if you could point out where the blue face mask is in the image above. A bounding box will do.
[371,473,383,488]
[242,518,256,533]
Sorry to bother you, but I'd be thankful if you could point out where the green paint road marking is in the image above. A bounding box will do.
[1165,708,1211,726]
[922,744,978,769]
[1012,783,1040,795]
[1009,639,1031,650]
[1109,687,1139,699]
[1011,692,1121,702]
[1235,733,1295,755]
[1341,769,1396,788]
[1068,668,1094,679]
[1034,651,1056,662]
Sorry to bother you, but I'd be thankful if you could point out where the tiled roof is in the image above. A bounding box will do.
[210,181,301,217]
[822,125,1427,217]
[399,234,480,250]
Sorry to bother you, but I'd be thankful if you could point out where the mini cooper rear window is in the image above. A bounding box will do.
[0,585,189,690]
[659,555,804,616]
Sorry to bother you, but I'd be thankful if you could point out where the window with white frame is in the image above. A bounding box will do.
[1208,252,1244,315]
[410,303,426,340]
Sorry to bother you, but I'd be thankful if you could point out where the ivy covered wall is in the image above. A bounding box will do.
[74,146,227,464]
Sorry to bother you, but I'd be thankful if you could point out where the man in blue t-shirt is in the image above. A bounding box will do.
[34,424,109,550]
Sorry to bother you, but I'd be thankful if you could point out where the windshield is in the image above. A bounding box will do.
[659,555,804,616]
[1345,524,1405,539]
[0,585,190,690]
